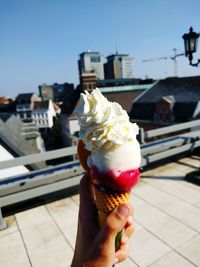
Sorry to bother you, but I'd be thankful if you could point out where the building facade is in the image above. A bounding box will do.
[15,93,41,119]
[78,51,104,80]
[80,73,97,92]
[104,53,133,79]
[130,76,200,128]
[32,100,57,128]
[39,82,74,103]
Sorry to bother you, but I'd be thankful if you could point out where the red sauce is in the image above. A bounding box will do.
[91,166,140,192]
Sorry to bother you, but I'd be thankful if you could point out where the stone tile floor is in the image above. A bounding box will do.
[0,155,200,267]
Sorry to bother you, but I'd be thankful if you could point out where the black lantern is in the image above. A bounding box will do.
[182,28,200,185]
[182,27,200,67]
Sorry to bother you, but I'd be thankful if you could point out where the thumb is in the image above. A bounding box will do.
[103,204,131,239]
[95,204,131,264]
[83,204,131,267]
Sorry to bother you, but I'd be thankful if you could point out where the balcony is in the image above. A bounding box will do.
[0,120,200,266]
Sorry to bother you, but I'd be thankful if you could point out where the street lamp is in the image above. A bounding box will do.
[182,27,200,67]
[182,27,200,185]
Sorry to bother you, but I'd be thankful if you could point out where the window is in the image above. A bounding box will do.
[166,111,170,121]
[91,56,100,62]
[159,111,163,121]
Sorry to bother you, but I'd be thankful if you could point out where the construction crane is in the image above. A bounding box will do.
[142,48,184,76]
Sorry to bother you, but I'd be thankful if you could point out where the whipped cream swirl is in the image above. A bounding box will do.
[75,89,139,151]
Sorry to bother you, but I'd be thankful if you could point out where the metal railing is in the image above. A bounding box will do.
[140,119,200,167]
[0,119,200,229]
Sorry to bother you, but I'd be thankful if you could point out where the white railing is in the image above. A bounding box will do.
[0,119,200,229]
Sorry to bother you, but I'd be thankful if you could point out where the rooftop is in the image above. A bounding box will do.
[33,101,49,110]
[1,155,200,267]
[130,76,200,122]
[135,76,200,103]
[99,83,154,93]
[15,93,35,101]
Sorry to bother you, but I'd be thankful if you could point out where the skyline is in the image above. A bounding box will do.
[1,0,200,98]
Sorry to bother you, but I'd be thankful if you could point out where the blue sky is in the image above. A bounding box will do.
[1,0,200,98]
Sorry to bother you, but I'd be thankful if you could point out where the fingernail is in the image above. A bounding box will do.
[117,204,130,218]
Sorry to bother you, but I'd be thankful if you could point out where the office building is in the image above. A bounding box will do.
[78,51,104,80]
[104,52,133,79]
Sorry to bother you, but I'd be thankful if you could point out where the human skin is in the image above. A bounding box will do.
[70,174,134,267]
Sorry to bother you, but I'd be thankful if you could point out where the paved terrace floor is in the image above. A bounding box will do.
[0,155,200,267]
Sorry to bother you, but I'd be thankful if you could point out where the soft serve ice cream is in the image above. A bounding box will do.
[76,88,141,192]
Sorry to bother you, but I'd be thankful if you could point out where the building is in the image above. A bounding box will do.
[0,118,46,170]
[80,73,97,92]
[0,100,16,122]
[0,97,13,104]
[32,100,57,128]
[39,82,75,103]
[97,77,155,87]
[77,78,154,113]
[130,76,200,127]
[38,84,53,100]
[78,51,104,80]
[15,93,41,119]
[99,83,155,113]
[5,115,45,153]
[60,114,80,148]
[64,81,154,147]
[104,52,133,79]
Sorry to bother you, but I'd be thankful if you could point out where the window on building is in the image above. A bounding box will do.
[166,111,170,121]
[91,56,100,62]
[159,111,163,121]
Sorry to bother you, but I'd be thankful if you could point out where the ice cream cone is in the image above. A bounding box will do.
[76,89,141,255]
[94,185,131,227]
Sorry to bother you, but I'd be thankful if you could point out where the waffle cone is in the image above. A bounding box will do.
[94,185,131,226]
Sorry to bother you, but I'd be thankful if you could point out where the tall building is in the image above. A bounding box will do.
[104,52,133,79]
[78,51,104,80]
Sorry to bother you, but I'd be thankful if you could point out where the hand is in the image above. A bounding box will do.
[71,174,134,267]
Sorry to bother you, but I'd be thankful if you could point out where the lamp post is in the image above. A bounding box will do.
[182,27,200,185]
[182,27,200,67]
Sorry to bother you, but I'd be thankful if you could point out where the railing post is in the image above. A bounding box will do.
[139,127,145,144]
[0,208,7,230]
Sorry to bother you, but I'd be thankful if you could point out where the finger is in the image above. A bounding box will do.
[121,228,134,245]
[79,174,95,206]
[128,205,134,217]
[126,214,134,226]
[79,174,98,226]
[104,204,132,238]
[115,240,130,263]
[121,217,135,244]
[95,204,131,260]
